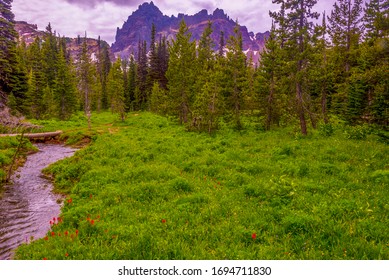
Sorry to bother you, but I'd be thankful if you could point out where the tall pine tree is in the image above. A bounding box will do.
[0,0,18,107]
[166,20,196,124]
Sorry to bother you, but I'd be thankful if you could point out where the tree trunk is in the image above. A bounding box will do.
[266,74,275,131]
[296,80,307,135]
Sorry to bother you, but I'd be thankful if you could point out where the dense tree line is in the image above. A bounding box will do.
[1,0,388,133]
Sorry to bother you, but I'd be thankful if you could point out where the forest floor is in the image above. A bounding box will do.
[7,111,389,260]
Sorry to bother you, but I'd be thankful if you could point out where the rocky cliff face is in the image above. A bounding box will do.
[112,2,269,62]
[14,21,113,62]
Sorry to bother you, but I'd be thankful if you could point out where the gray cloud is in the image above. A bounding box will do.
[64,0,141,8]
[13,0,335,45]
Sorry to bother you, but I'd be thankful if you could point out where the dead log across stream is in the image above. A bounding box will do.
[0,130,63,140]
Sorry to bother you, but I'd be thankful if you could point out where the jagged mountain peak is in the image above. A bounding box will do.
[134,1,162,17]
[112,2,268,62]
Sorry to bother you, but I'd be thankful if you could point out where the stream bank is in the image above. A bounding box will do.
[0,144,76,260]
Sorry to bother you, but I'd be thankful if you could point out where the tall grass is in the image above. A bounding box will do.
[15,112,389,259]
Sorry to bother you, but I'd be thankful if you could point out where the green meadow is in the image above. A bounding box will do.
[12,112,389,260]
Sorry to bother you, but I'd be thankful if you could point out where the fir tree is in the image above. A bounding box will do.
[157,36,169,89]
[136,40,148,110]
[26,38,46,119]
[0,0,18,106]
[107,58,126,121]
[258,22,283,130]
[9,40,29,114]
[218,31,225,57]
[54,45,77,120]
[166,20,196,124]
[224,23,248,130]
[41,23,59,88]
[192,21,223,133]
[97,44,111,110]
[78,35,95,129]
[270,0,320,135]
[126,55,137,111]
[328,0,364,72]
[148,23,160,88]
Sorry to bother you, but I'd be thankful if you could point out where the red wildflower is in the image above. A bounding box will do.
[161,219,166,224]
[51,231,55,237]
[53,217,56,222]
[90,220,95,225]
[90,194,93,199]
[67,198,72,204]
[97,215,100,219]
[58,233,61,237]
[64,231,69,236]
[251,233,257,240]
[49,221,53,225]
[75,229,79,236]
[57,217,62,223]
[43,258,47,260]
[65,253,69,257]
[44,236,49,241]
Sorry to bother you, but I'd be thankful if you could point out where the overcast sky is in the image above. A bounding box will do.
[12,0,336,45]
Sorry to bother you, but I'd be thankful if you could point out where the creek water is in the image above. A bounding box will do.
[0,144,77,260]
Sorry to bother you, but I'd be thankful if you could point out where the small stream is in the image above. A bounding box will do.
[0,144,77,260]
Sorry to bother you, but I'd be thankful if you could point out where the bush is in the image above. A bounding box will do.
[318,123,334,136]
[344,124,371,140]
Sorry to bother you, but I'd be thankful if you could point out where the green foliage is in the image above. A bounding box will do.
[343,124,371,140]
[166,20,197,124]
[13,112,389,260]
[107,58,126,121]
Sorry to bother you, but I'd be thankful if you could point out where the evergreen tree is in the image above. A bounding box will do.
[9,39,29,114]
[136,40,148,110]
[41,23,59,88]
[126,55,137,111]
[78,35,96,129]
[54,45,77,120]
[328,0,363,73]
[0,0,18,106]
[270,0,320,135]
[224,23,248,130]
[42,85,56,119]
[149,81,168,115]
[166,20,196,124]
[148,23,160,89]
[26,38,46,119]
[218,31,225,57]
[97,44,111,110]
[157,36,169,89]
[363,0,385,42]
[107,58,126,121]
[257,22,283,130]
[192,21,223,133]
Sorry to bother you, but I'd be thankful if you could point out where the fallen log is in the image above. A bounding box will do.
[0,130,63,139]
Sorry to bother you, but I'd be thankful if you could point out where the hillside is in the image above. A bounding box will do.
[15,21,113,62]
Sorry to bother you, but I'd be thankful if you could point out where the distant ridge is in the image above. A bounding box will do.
[112,2,269,62]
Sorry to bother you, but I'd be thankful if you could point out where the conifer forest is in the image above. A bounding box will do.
[0,0,388,260]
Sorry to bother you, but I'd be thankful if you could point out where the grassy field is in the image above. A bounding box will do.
[12,112,389,260]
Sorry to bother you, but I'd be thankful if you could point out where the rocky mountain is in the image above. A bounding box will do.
[15,21,113,62]
[112,1,269,63]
